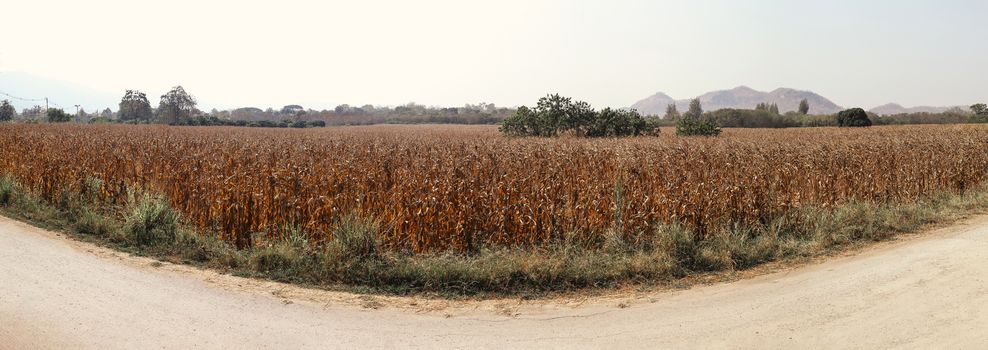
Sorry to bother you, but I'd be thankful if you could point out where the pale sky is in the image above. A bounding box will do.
[2,0,986,110]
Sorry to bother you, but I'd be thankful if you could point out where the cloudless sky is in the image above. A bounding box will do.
[2,0,986,110]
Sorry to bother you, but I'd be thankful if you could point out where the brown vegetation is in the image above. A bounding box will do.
[1,124,986,254]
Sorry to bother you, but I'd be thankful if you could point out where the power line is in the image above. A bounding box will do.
[0,90,46,102]
[0,91,60,112]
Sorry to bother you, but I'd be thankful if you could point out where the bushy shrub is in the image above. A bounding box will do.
[586,108,661,137]
[500,94,658,137]
[123,193,179,245]
[88,117,112,124]
[0,100,15,122]
[970,104,988,123]
[74,208,114,236]
[46,108,72,123]
[675,117,722,136]
[972,103,987,115]
[328,215,381,261]
[0,175,17,205]
[836,108,872,127]
[668,98,722,136]
[251,243,301,273]
[705,109,803,128]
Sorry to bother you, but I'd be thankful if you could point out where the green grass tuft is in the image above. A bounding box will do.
[0,175,17,206]
[122,192,179,245]
[327,215,382,261]
[74,208,115,237]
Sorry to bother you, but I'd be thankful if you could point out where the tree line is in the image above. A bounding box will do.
[2,87,514,127]
[657,99,986,129]
[2,90,986,131]
[1,100,76,124]
[499,94,988,138]
[220,102,513,126]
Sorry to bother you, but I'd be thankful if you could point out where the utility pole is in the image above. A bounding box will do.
[75,104,81,123]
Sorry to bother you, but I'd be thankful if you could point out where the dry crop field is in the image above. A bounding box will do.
[1,124,986,254]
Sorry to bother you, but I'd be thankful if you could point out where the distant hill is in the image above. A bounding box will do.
[868,103,966,116]
[631,86,844,116]
[0,71,118,112]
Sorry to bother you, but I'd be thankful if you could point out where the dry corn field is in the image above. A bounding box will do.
[0,124,986,253]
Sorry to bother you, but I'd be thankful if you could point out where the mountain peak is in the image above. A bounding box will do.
[631,86,844,115]
[770,87,798,94]
[628,91,677,114]
[869,103,959,116]
[875,103,905,109]
[646,91,673,99]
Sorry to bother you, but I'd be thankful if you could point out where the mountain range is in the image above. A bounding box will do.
[630,86,844,116]
[630,86,966,116]
[867,103,966,115]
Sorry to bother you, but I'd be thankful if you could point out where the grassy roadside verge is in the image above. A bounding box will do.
[2,173,987,298]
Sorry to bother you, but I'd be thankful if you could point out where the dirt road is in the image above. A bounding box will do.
[2,214,988,349]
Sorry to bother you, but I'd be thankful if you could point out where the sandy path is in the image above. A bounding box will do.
[2,214,988,349]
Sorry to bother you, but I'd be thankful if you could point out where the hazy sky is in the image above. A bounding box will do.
[2,0,986,110]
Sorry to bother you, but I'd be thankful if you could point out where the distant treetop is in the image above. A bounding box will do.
[500,94,659,137]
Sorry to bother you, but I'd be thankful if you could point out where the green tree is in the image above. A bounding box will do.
[499,94,658,137]
[46,108,72,123]
[971,104,987,115]
[500,94,574,136]
[675,99,721,136]
[768,103,780,115]
[683,98,703,119]
[118,90,153,121]
[836,108,872,127]
[798,99,810,115]
[0,100,15,122]
[158,86,198,124]
[500,106,536,136]
[586,108,654,137]
[281,105,305,116]
[334,104,352,114]
[675,118,722,136]
[22,106,44,119]
[664,103,680,119]
[559,99,596,135]
[968,103,988,123]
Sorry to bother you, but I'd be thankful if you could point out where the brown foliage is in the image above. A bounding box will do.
[1,124,985,252]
